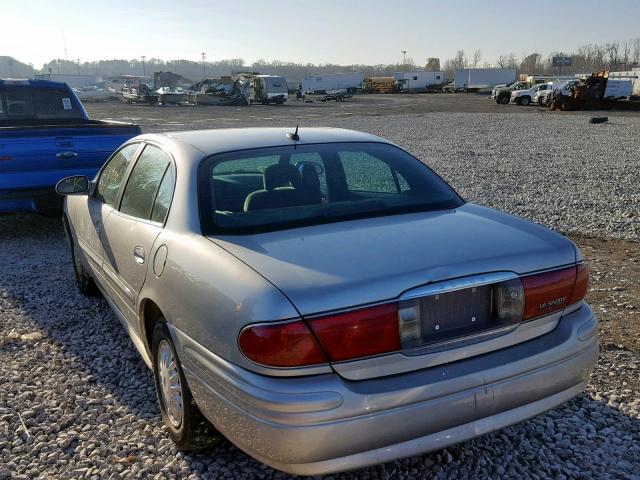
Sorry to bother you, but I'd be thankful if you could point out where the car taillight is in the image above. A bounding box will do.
[238,320,328,367]
[570,263,589,304]
[522,266,581,320]
[308,303,401,362]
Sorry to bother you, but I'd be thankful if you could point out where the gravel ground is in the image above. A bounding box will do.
[2,107,640,479]
[0,217,639,480]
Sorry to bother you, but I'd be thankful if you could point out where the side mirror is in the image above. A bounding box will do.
[56,175,89,195]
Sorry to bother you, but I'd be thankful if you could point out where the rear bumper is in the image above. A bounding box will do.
[172,304,598,476]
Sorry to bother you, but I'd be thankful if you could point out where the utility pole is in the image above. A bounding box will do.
[401,50,407,65]
[141,55,147,76]
[9,58,13,77]
[201,52,207,80]
[77,59,81,75]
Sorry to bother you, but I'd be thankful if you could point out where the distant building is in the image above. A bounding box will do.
[104,75,153,93]
[33,73,100,89]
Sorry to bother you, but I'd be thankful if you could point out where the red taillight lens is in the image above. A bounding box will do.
[238,320,328,367]
[570,263,589,304]
[308,303,400,362]
[522,266,576,320]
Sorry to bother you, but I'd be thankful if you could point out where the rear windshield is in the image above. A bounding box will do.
[0,86,84,120]
[199,142,464,234]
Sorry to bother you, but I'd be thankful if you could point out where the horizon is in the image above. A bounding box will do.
[4,0,640,70]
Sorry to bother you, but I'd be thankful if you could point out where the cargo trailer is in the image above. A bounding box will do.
[393,71,444,93]
[454,68,517,93]
[302,73,364,93]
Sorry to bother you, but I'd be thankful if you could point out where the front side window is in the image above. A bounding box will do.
[95,143,140,207]
[200,142,463,234]
[120,145,171,220]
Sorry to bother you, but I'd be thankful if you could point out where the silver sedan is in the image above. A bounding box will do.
[56,127,598,475]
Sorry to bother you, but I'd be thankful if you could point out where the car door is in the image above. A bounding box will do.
[100,143,175,329]
[74,142,142,283]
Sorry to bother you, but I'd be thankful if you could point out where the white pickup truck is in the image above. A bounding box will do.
[536,79,582,106]
[510,83,553,106]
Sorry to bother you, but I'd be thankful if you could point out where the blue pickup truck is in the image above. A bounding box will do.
[0,79,140,215]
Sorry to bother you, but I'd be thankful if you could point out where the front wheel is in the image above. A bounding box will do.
[152,322,220,450]
[498,94,510,105]
[68,234,99,297]
[520,96,531,106]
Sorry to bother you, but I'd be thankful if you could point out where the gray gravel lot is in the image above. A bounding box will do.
[1,105,639,479]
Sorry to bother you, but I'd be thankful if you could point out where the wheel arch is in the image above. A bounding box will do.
[140,297,167,360]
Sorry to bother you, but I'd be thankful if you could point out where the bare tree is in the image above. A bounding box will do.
[496,55,508,68]
[605,41,620,70]
[472,49,481,68]
[633,38,640,67]
[454,50,467,70]
[621,41,631,69]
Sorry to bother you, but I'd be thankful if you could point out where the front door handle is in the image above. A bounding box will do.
[133,246,145,264]
[56,151,78,160]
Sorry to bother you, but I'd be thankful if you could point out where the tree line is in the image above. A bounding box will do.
[2,37,639,83]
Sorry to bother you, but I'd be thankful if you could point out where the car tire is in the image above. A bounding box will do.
[498,94,510,105]
[515,98,522,105]
[520,96,531,106]
[64,217,99,297]
[152,322,221,451]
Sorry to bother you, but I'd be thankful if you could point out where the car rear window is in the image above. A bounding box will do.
[199,142,464,234]
[0,86,84,120]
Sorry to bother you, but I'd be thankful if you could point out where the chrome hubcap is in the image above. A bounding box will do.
[158,340,183,428]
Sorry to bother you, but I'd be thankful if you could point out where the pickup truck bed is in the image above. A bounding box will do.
[0,79,140,215]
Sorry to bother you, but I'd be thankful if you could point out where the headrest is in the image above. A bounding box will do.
[264,163,301,191]
[300,164,320,188]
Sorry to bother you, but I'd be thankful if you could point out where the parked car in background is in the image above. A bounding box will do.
[540,79,582,107]
[0,79,141,215]
[492,81,530,104]
[511,82,554,106]
[57,127,598,476]
[533,83,553,105]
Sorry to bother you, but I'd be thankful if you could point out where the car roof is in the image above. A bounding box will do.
[153,127,390,156]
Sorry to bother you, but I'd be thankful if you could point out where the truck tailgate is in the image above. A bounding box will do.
[0,123,139,190]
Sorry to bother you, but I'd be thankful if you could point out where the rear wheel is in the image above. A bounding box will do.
[152,322,220,450]
[520,96,531,106]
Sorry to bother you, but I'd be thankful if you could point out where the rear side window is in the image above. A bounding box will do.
[120,145,171,220]
[95,143,140,208]
[150,164,176,223]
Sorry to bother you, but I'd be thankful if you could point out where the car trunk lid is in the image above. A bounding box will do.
[210,203,577,318]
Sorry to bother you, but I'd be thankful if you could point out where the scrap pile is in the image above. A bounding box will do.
[190,74,253,106]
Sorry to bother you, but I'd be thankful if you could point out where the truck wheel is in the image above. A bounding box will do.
[152,322,221,450]
[520,96,531,106]
[498,95,510,105]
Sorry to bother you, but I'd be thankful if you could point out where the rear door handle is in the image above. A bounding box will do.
[133,246,145,264]
[56,151,78,160]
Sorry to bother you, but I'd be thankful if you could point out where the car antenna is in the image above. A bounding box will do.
[287,124,300,142]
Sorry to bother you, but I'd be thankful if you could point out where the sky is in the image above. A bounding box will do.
[3,0,640,68]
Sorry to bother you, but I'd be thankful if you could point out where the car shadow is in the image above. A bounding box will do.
[1,213,638,479]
